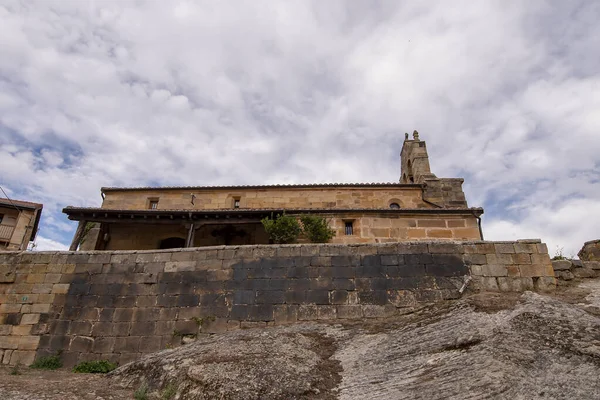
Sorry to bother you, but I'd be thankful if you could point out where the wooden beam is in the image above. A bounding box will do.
[185,223,195,247]
[69,220,86,251]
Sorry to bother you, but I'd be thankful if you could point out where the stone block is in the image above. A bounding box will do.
[396,243,428,254]
[316,305,336,320]
[362,305,389,318]
[583,261,600,270]
[0,267,16,283]
[256,290,285,304]
[0,336,20,350]
[297,305,318,321]
[70,336,94,352]
[552,260,572,271]
[533,277,556,292]
[486,253,513,264]
[136,252,171,263]
[463,254,487,265]
[20,313,40,325]
[358,290,387,305]
[139,336,163,352]
[114,337,140,353]
[519,264,548,278]
[10,350,36,366]
[514,243,537,254]
[428,243,462,254]
[273,305,298,324]
[480,277,499,291]
[92,337,115,353]
[336,305,363,319]
[536,243,549,254]
[248,305,274,321]
[572,268,596,279]
[481,264,508,277]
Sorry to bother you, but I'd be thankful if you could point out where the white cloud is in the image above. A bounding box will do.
[32,236,69,252]
[0,0,598,252]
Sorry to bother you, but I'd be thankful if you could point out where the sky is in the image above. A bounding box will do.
[0,0,599,257]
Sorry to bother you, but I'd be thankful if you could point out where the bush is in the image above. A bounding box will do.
[30,354,62,370]
[300,215,336,243]
[72,360,117,373]
[261,214,302,244]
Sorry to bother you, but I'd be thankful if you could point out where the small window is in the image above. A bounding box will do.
[149,200,159,210]
[0,214,3,224]
[233,198,240,209]
[344,221,353,236]
[389,203,400,209]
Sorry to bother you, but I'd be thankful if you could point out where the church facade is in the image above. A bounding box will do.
[63,133,483,250]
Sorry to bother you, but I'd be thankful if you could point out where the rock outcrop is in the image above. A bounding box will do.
[578,239,600,261]
[110,283,600,400]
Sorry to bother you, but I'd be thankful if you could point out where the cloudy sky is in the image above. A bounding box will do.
[0,0,598,256]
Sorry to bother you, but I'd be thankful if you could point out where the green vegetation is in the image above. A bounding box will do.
[72,359,117,373]
[300,215,336,243]
[161,383,177,400]
[552,246,567,261]
[261,214,302,244]
[30,354,62,370]
[134,382,149,400]
[193,315,215,327]
[10,363,22,375]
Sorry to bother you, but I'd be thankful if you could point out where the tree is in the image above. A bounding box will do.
[300,215,336,243]
[261,214,302,244]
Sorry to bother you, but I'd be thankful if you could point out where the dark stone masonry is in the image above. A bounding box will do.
[0,240,555,366]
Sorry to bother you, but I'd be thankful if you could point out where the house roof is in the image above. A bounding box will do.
[100,182,424,193]
[0,198,43,210]
[0,198,43,240]
[63,206,484,222]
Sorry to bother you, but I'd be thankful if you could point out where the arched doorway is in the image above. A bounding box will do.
[159,237,186,249]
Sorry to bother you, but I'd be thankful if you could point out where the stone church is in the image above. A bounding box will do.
[63,132,483,250]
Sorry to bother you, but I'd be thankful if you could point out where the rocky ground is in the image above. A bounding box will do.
[1,279,599,400]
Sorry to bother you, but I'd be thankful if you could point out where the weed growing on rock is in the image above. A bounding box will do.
[72,360,117,373]
[10,363,22,375]
[161,383,177,400]
[134,382,149,400]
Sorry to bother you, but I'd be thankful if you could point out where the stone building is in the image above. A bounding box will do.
[0,197,43,251]
[63,132,484,250]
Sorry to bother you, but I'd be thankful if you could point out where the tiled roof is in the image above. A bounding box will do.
[100,182,422,192]
[0,197,43,210]
[63,206,483,215]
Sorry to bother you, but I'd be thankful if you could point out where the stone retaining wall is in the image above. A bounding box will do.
[0,240,554,366]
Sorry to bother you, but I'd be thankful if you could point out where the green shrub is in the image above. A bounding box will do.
[300,215,336,243]
[30,354,62,370]
[72,360,117,373]
[261,214,302,244]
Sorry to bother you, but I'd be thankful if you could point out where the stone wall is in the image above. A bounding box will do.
[102,213,481,251]
[101,186,431,211]
[0,240,554,366]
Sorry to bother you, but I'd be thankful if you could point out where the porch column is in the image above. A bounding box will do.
[69,220,86,251]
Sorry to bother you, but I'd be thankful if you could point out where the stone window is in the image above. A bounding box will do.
[148,199,159,210]
[389,203,400,209]
[344,221,354,236]
[233,198,241,209]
